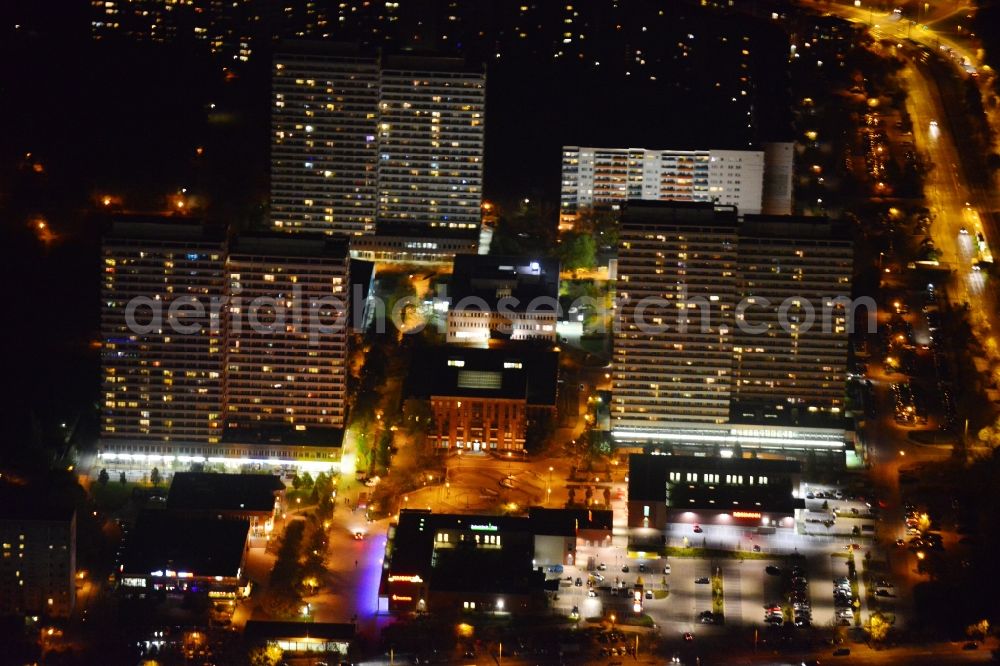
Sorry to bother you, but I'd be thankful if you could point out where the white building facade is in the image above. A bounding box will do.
[560,144,793,230]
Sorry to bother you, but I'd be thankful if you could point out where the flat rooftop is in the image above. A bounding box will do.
[628,454,802,503]
[408,347,558,406]
[221,425,345,448]
[121,512,249,578]
[449,255,560,312]
[0,482,75,522]
[245,620,355,642]
[668,482,804,515]
[166,472,284,514]
[229,232,348,260]
[528,507,613,536]
[621,201,739,227]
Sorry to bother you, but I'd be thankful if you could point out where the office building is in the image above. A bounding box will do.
[270,44,380,236]
[409,348,559,453]
[224,234,350,436]
[734,216,853,419]
[100,218,227,447]
[559,143,794,230]
[445,255,560,346]
[613,202,739,426]
[270,46,486,242]
[627,454,803,546]
[0,485,76,618]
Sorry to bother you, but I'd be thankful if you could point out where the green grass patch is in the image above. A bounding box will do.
[847,553,862,627]
[91,481,138,511]
[619,614,655,628]
[286,488,319,506]
[665,546,786,560]
[653,590,669,600]
[711,572,724,617]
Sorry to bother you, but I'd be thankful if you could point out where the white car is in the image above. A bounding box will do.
[837,608,854,619]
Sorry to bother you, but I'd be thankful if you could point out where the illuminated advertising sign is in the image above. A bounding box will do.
[387,575,424,583]
[391,594,413,602]
[470,523,498,532]
[732,511,762,519]
[121,577,146,588]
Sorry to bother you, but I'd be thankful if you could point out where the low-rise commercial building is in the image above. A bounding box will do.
[627,454,803,549]
[166,472,284,537]
[445,255,560,346]
[409,347,558,453]
[245,621,354,657]
[381,510,544,615]
[349,229,479,264]
[380,508,611,615]
[117,512,251,599]
[529,507,614,564]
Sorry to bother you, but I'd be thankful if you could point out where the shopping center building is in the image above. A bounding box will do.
[627,453,804,551]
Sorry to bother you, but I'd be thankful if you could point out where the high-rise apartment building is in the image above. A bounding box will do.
[99,220,352,468]
[271,44,380,236]
[560,144,793,230]
[101,219,227,446]
[612,203,854,457]
[270,47,485,239]
[733,215,853,418]
[376,55,485,233]
[224,235,350,436]
[613,202,739,426]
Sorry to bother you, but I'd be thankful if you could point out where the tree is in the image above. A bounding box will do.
[98,469,109,487]
[558,232,597,273]
[525,412,555,453]
[300,472,314,488]
[119,471,127,484]
[865,611,894,643]
[966,619,990,641]
[150,467,161,487]
[291,474,303,490]
[248,645,283,666]
[916,512,931,533]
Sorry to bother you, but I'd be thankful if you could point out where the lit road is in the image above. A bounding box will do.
[802,0,1000,389]
[804,0,982,69]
